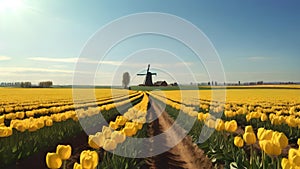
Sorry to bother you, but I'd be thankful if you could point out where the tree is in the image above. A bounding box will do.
[122,72,130,89]
[39,81,53,88]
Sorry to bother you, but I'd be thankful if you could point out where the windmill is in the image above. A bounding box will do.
[137,64,157,86]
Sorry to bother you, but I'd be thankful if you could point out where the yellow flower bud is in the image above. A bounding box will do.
[88,134,105,149]
[215,119,225,131]
[103,139,117,151]
[243,132,256,145]
[56,145,72,160]
[111,131,126,144]
[260,113,268,121]
[109,121,119,130]
[257,128,265,140]
[45,119,53,127]
[16,123,26,132]
[234,136,244,147]
[281,158,292,169]
[80,150,98,169]
[245,125,253,133]
[73,162,82,169]
[288,148,300,166]
[46,153,62,169]
[205,119,215,128]
[272,132,288,149]
[297,138,300,147]
[261,140,281,156]
[225,120,238,133]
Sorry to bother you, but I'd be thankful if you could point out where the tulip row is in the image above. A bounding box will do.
[88,93,149,151]
[56,92,150,169]
[1,92,141,122]
[151,90,300,168]
[0,92,144,138]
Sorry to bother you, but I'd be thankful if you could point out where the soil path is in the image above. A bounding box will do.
[145,98,213,169]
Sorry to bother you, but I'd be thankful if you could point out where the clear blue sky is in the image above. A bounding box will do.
[0,0,299,85]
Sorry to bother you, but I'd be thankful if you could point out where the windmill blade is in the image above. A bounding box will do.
[137,74,146,76]
[151,73,157,75]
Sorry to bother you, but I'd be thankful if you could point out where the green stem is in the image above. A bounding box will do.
[250,145,253,168]
[262,151,266,169]
[63,160,66,169]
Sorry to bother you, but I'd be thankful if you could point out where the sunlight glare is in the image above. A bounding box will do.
[0,0,24,12]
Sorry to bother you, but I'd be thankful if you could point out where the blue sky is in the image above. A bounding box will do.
[0,0,299,85]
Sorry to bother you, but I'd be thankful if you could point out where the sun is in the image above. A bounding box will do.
[0,0,24,12]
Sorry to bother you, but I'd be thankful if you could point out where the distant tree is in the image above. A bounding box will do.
[122,72,130,89]
[39,81,53,88]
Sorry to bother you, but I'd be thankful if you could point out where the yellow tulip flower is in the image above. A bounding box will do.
[245,125,253,133]
[260,113,268,121]
[88,134,105,149]
[215,119,225,131]
[205,119,216,128]
[281,158,292,169]
[243,132,256,145]
[260,140,281,156]
[297,138,300,147]
[111,131,126,144]
[73,162,82,169]
[80,150,98,169]
[45,119,53,127]
[272,132,288,149]
[56,145,72,160]
[288,148,300,166]
[225,120,238,133]
[234,136,244,147]
[46,153,62,169]
[103,139,117,151]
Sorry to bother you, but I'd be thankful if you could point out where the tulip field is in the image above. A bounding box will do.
[1,87,300,169]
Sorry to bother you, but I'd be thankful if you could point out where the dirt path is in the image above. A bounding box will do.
[146,98,213,169]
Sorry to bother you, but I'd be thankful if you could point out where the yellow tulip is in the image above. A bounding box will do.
[111,131,126,144]
[80,150,98,169]
[109,121,119,130]
[88,134,105,149]
[215,119,225,131]
[16,112,25,119]
[46,153,62,169]
[281,158,292,169]
[272,132,288,149]
[234,136,244,147]
[73,162,82,169]
[28,123,38,132]
[102,126,112,139]
[103,139,117,151]
[243,132,256,145]
[297,138,300,147]
[197,113,204,121]
[257,128,265,140]
[45,119,53,127]
[16,123,26,132]
[225,120,238,133]
[260,140,281,156]
[205,119,215,128]
[288,148,300,166]
[0,127,13,137]
[260,113,268,121]
[245,125,253,133]
[56,145,72,160]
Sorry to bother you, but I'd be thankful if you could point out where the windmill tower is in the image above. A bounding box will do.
[137,64,157,86]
